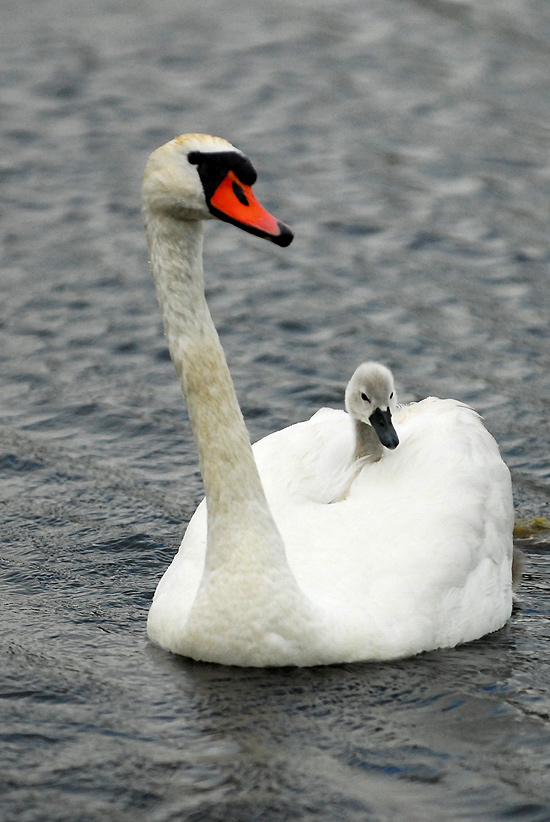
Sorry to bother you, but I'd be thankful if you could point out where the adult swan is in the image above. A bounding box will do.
[144,133,514,667]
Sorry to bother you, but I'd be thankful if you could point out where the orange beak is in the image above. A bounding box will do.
[209,170,293,247]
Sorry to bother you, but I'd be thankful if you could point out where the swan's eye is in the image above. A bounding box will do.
[390,392,394,399]
[361,392,370,402]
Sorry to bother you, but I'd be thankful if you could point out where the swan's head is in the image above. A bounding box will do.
[345,362,399,450]
[142,133,293,247]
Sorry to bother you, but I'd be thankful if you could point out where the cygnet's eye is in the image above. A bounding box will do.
[390,392,394,399]
[361,392,370,402]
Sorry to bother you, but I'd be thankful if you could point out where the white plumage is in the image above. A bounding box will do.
[151,397,513,664]
[144,133,514,667]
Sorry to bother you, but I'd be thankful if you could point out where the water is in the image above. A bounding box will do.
[1,0,550,818]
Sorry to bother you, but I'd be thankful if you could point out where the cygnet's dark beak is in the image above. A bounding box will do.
[369,407,399,450]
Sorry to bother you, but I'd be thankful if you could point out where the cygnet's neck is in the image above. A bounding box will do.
[353,419,384,464]
[144,211,284,568]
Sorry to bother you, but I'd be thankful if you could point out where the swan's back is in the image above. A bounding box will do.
[246,397,513,660]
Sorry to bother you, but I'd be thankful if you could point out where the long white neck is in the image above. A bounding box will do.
[144,210,285,570]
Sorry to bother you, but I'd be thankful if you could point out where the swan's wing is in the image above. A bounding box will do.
[267,397,513,658]
[252,407,356,507]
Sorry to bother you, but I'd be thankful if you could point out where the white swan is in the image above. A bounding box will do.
[144,133,514,667]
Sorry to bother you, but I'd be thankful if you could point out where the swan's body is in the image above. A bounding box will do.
[144,133,514,667]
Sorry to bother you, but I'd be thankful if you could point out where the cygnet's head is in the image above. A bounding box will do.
[142,133,293,246]
[345,362,399,450]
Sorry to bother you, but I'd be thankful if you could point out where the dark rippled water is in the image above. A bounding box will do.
[2,0,550,819]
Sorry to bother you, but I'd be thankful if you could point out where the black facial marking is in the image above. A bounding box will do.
[188,148,293,247]
[188,150,257,201]
[232,181,249,206]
